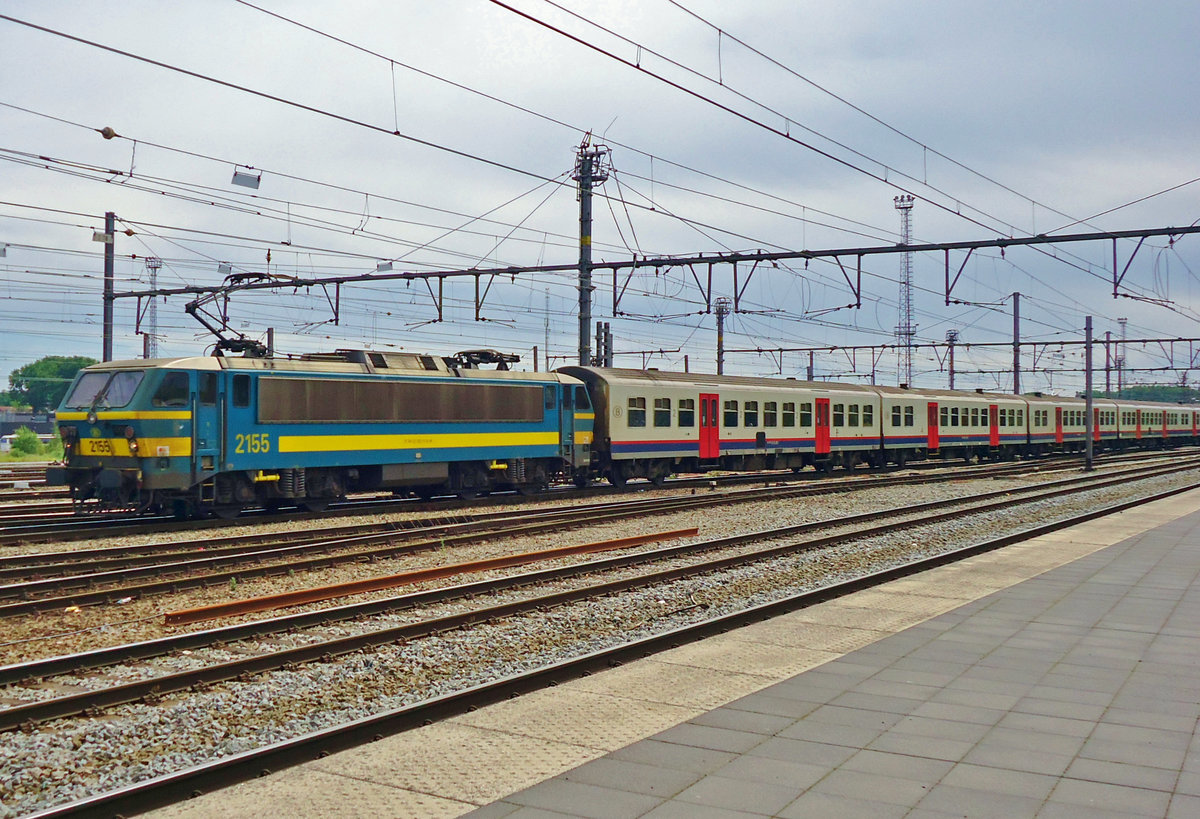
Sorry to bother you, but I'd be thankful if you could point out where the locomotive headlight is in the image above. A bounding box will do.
[128,439,139,454]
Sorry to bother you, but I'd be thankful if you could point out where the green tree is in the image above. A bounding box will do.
[5,355,97,412]
[10,427,43,456]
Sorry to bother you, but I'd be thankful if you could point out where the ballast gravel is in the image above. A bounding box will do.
[0,465,1196,817]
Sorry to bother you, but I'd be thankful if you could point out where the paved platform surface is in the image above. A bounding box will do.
[151,488,1200,818]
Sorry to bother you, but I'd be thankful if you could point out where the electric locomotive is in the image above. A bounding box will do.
[50,349,594,517]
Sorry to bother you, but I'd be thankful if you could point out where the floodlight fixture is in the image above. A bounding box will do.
[231,165,262,189]
[0,244,6,258]
[376,261,393,272]
[218,262,233,275]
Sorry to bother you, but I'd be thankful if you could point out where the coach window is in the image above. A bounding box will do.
[764,401,777,426]
[654,397,671,427]
[232,374,251,408]
[951,407,961,427]
[848,404,859,427]
[627,397,646,427]
[744,401,759,428]
[783,402,796,426]
[862,405,874,427]
[199,372,217,405]
[939,407,948,427]
[152,372,189,408]
[832,403,845,426]
[678,398,695,427]
[724,400,739,427]
[904,406,914,426]
[798,402,812,426]
[891,406,901,427]
[1017,409,1024,426]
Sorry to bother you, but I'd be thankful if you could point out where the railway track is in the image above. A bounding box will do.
[10,460,1198,818]
[2,457,1195,733]
[0,447,1183,544]
[0,453,1175,614]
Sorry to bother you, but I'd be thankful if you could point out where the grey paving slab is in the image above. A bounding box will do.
[464,499,1200,819]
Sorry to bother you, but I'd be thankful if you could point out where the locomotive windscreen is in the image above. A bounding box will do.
[258,377,545,423]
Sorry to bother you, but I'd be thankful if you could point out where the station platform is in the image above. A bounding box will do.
[152,488,1200,819]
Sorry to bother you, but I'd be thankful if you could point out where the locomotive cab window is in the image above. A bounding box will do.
[627,397,646,427]
[153,372,190,408]
[654,397,671,427]
[232,374,251,408]
[544,386,555,410]
[575,386,591,410]
[678,398,695,427]
[65,370,146,409]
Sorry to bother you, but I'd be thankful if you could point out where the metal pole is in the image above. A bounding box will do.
[1012,292,1021,394]
[102,211,115,361]
[1084,315,1094,472]
[573,141,608,366]
[715,298,729,375]
[1104,331,1112,395]
[807,351,814,380]
[946,329,959,390]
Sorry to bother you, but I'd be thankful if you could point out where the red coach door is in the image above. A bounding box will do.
[1055,408,1064,444]
[988,404,1000,447]
[1135,409,1142,440]
[815,398,831,455]
[1094,408,1101,441]
[927,402,939,450]
[698,393,719,459]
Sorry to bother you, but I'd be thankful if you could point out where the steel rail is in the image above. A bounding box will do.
[0,452,1133,576]
[0,458,1033,590]
[25,477,1200,819]
[0,457,1190,687]
[0,454,1163,610]
[0,446,1141,544]
[3,462,1195,732]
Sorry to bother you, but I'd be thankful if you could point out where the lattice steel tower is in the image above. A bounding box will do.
[145,256,161,358]
[894,195,915,385]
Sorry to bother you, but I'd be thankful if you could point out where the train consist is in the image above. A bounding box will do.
[48,349,1199,516]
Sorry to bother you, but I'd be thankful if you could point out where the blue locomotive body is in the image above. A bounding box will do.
[51,350,593,516]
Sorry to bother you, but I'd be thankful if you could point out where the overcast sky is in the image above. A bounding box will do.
[2,0,1198,395]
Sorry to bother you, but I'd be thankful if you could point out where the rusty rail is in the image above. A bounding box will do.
[164,528,698,625]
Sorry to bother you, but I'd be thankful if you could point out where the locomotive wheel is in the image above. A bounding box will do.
[607,468,627,487]
[573,471,591,489]
[301,498,330,512]
[212,505,242,520]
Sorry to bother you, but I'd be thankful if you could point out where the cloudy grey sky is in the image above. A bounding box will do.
[2,0,1198,394]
